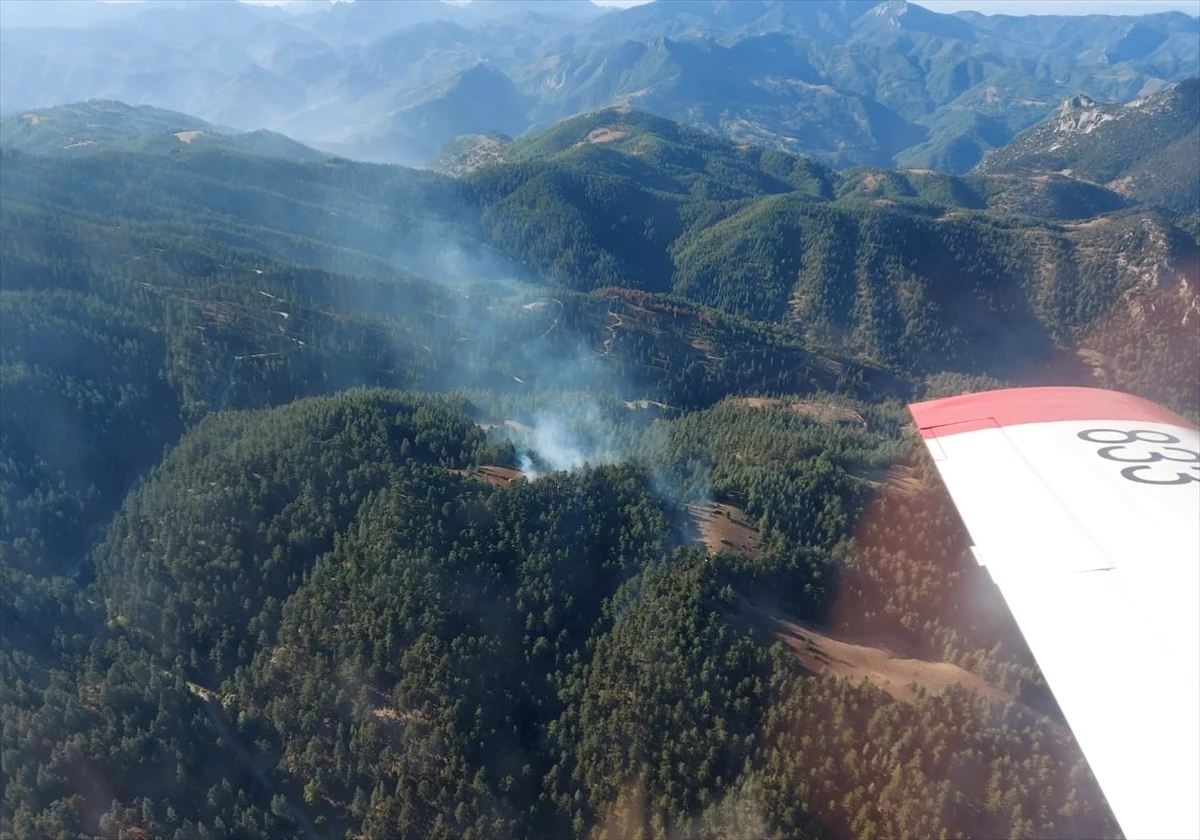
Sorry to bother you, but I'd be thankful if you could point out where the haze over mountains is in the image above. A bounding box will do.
[2,0,1197,169]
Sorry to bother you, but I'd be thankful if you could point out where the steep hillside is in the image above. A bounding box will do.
[833,166,1134,220]
[672,193,1197,398]
[498,107,836,200]
[975,78,1200,216]
[0,99,213,154]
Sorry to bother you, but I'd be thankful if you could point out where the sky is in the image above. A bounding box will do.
[132,0,1200,13]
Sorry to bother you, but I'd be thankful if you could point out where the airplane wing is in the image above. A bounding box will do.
[908,386,1200,840]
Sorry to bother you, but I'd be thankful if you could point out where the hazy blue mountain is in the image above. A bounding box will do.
[336,64,535,166]
[571,0,881,46]
[1,0,1196,170]
[516,34,928,168]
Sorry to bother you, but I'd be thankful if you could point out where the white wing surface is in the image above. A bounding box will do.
[908,386,1200,840]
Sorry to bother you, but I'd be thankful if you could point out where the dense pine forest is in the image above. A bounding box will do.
[3,97,1196,840]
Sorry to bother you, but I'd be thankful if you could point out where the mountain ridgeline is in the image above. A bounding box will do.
[0,100,329,162]
[2,80,1196,840]
[975,78,1200,223]
[1,0,1197,171]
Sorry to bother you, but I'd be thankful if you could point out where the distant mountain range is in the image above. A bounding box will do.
[1,0,1196,171]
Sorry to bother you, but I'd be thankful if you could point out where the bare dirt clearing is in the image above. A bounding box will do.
[623,399,674,411]
[789,399,865,425]
[1063,216,1113,230]
[185,680,220,704]
[1075,347,1111,384]
[452,465,524,488]
[475,419,534,435]
[175,130,204,144]
[851,464,923,496]
[749,603,1011,704]
[687,501,760,556]
[733,396,865,425]
[739,397,782,409]
[1106,175,1136,196]
[577,127,629,146]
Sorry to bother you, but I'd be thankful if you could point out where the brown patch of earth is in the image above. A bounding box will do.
[733,396,865,425]
[738,397,783,409]
[475,419,535,434]
[452,464,524,488]
[789,399,865,425]
[689,334,721,360]
[577,127,629,146]
[851,464,923,496]
[1075,347,1111,384]
[185,680,220,705]
[1106,175,1136,196]
[752,603,1011,704]
[687,501,759,556]
[1063,216,1113,230]
[175,130,204,144]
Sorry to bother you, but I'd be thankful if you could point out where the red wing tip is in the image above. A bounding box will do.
[908,386,1196,437]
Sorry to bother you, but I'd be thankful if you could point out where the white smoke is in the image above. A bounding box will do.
[511,403,624,480]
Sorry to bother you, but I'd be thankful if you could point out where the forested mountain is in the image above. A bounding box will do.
[0,100,328,162]
[2,92,1195,839]
[1,0,1196,170]
[975,78,1200,221]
